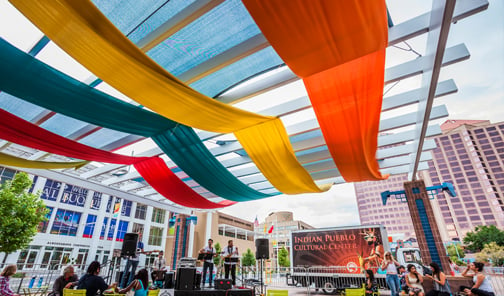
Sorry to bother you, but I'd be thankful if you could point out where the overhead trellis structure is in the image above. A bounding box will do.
[0,0,489,211]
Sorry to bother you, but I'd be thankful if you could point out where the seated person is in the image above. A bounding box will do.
[53,265,79,296]
[115,269,149,296]
[77,261,116,296]
[365,269,378,295]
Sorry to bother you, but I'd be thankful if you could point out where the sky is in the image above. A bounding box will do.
[220,0,504,228]
[0,1,503,228]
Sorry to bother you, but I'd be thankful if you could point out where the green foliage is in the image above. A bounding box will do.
[463,225,504,252]
[0,172,47,254]
[475,242,504,266]
[241,248,256,266]
[446,244,465,259]
[277,247,290,267]
[213,242,222,266]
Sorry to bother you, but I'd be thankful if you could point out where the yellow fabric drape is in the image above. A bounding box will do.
[0,152,88,169]
[10,0,329,194]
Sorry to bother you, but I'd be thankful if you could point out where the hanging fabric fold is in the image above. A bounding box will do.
[0,152,88,169]
[0,109,234,209]
[243,0,389,181]
[0,38,274,201]
[9,0,329,194]
[134,157,236,209]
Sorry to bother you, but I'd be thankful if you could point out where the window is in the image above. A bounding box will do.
[91,192,102,210]
[100,217,109,240]
[132,223,144,235]
[83,214,97,238]
[38,206,54,233]
[41,179,61,201]
[148,226,163,246]
[151,208,165,224]
[107,219,117,241]
[51,209,82,236]
[135,204,147,220]
[122,200,132,217]
[60,184,88,207]
[116,221,129,242]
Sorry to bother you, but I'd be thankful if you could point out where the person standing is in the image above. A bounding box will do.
[199,239,216,288]
[121,233,144,288]
[381,251,401,296]
[151,251,166,287]
[424,262,451,296]
[0,265,20,296]
[222,240,239,286]
[459,262,495,296]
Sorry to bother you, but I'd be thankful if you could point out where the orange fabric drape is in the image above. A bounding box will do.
[242,0,388,78]
[304,50,387,181]
[243,0,389,181]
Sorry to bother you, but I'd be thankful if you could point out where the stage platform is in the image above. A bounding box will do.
[174,289,253,296]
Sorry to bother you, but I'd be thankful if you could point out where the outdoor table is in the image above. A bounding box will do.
[21,286,49,296]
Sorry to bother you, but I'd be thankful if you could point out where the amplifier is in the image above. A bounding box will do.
[214,278,232,290]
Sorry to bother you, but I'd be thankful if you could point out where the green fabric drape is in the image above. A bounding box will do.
[0,38,275,201]
[153,129,276,202]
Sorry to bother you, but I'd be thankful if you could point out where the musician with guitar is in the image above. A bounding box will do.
[199,239,217,288]
[222,240,239,287]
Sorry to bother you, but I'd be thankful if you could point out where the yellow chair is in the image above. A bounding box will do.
[63,289,87,296]
[344,284,365,296]
[266,289,288,296]
[147,289,160,296]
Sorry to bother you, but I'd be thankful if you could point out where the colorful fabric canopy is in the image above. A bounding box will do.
[0,109,233,209]
[0,152,88,169]
[0,38,273,201]
[134,157,236,209]
[243,0,389,181]
[10,0,329,194]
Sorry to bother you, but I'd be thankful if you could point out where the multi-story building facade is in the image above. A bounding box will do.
[355,120,504,242]
[256,211,314,265]
[0,166,188,270]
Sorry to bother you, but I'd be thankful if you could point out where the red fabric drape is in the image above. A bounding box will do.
[0,109,148,165]
[0,109,234,208]
[134,157,236,209]
[243,0,389,181]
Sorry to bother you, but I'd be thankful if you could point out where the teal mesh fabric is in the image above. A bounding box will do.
[0,38,276,200]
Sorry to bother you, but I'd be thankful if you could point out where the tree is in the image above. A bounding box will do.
[277,247,290,267]
[213,242,222,266]
[0,172,47,261]
[463,225,504,252]
[446,243,465,264]
[476,242,504,266]
[241,248,256,266]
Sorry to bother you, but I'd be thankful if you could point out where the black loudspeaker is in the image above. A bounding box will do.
[176,268,195,290]
[214,278,232,290]
[255,238,269,259]
[194,272,201,290]
[164,272,174,289]
[121,233,138,257]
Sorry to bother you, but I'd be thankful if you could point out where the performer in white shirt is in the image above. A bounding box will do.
[151,251,166,287]
[199,239,216,287]
[222,240,239,286]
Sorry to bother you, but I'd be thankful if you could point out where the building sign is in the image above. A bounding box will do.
[61,184,88,207]
[41,179,61,201]
[90,192,102,210]
[291,226,385,273]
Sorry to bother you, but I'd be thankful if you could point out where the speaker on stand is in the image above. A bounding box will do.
[255,238,269,296]
[121,233,138,257]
